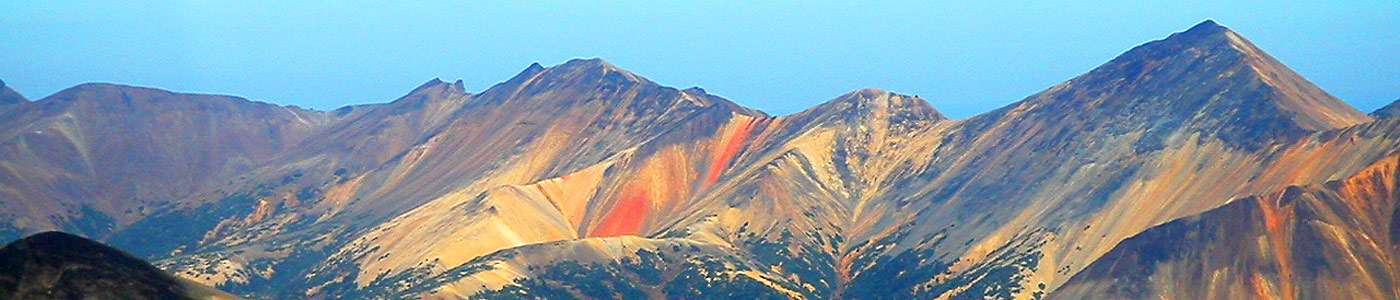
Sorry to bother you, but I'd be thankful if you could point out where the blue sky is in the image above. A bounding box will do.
[1,1,1395,118]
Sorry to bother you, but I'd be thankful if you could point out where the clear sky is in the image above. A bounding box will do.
[2,1,1395,118]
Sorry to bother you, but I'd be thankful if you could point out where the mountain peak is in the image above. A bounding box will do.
[482,59,648,96]
[1192,19,1223,29]
[1148,20,1248,54]
[835,88,935,111]
[1177,19,1229,39]
[0,79,27,105]
[4,232,113,256]
[465,58,766,120]
[560,57,613,68]
[477,58,660,101]
[489,62,548,91]
[546,57,651,85]
[1121,20,1243,61]
[57,82,214,98]
[799,88,946,123]
[48,82,184,101]
[407,78,468,96]
[850,87,895,98]
[41,82,255,108]
[520,62,546,77]
[1005,20,1369,150]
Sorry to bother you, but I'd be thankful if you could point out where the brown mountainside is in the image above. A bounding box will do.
[826,19,1380,297]
[0,83,331,243]
[1052,140,1400,300]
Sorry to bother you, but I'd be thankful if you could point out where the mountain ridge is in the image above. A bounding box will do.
[0,20,1395,300]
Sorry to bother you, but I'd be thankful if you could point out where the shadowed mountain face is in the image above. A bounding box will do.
[0,20,1394,300]
[0,80,25,107]
[1051,149,1400,300]
[0,83,331,244]
[1375,99,1400,119]
[0,231,237,300]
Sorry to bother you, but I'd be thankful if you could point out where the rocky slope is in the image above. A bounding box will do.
[0,20,1395,300]
[0,231,238,300]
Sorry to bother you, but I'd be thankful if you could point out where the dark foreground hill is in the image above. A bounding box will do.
[0,231,238,300]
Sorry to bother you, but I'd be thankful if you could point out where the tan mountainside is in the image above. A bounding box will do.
[386,20,1387,299]
[394,87,953,299]
[299,59,770,295]
[385,22,1391,300]
[0,20,1395,300]
[81,58,772,297]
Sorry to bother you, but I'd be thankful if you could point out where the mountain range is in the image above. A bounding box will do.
[2,20,1398,299]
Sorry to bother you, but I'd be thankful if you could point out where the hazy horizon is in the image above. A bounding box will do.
[3,1,1395,118]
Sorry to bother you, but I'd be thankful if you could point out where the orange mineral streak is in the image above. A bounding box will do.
[592,187,651,237]
[1258,192,1296,300]
[707,115,759,183]
[1335,156,1399,223]
[1250,273,1282,300]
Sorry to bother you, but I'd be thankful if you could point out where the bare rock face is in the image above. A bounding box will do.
[0,231,237,300]
[0,21,1395,300]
